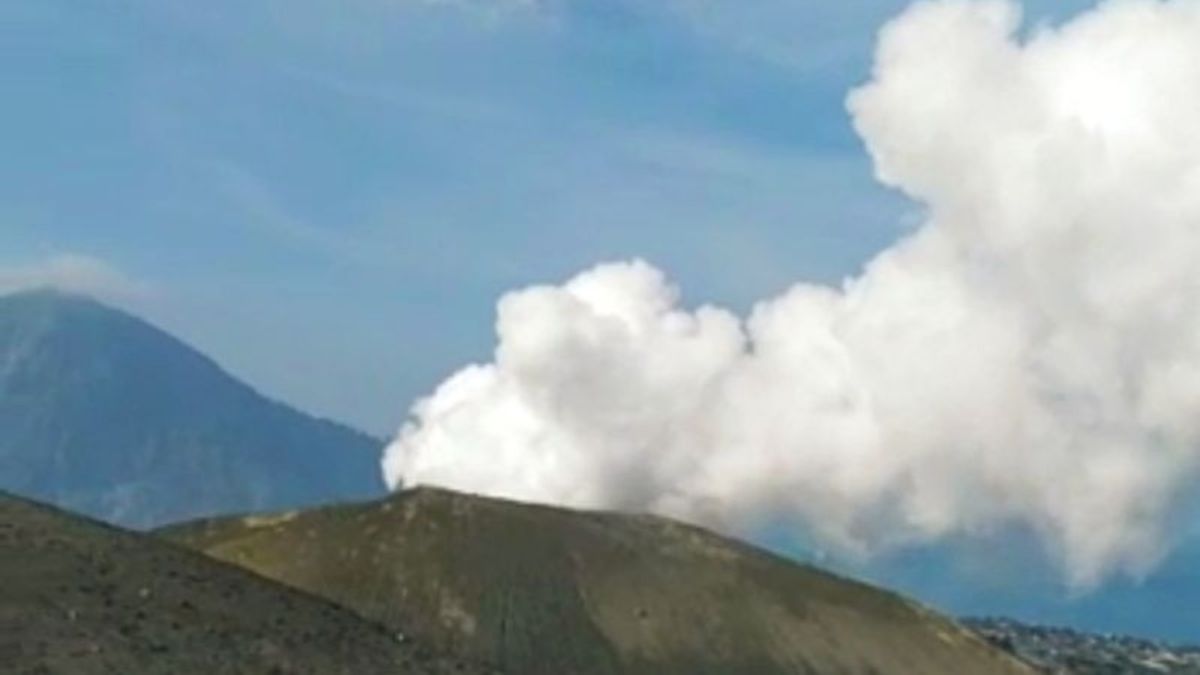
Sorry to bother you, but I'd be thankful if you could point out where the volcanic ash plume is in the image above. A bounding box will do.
[383,0,1200,587]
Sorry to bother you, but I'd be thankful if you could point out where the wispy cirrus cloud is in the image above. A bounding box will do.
[658,0,1098,72]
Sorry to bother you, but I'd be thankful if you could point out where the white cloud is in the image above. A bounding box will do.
[0,254,152,302]
[384,0,1200,589]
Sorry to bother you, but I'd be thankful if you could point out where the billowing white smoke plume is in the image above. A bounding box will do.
[384,0,1200,587]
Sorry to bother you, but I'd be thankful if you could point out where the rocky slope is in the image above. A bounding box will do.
[164,486,1034,675]
[966,617,1200,675]
[0,490,490,675]
[0,289,383,528]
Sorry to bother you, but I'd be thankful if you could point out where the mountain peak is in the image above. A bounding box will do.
[164,487,1034,675]
[0,292,385,528]
[4,285,97,301]
[0,286,125,319]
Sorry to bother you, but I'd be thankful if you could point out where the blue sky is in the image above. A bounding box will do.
[1,0,1095,435]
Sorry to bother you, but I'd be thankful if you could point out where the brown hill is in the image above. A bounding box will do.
[0,490,490,675]
[164,486,1035,675]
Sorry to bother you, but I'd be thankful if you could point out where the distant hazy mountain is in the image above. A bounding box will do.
[0,490,489,675]
[0,289,384,528]
[164,487,1034,675]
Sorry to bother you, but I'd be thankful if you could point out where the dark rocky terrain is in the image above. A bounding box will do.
[966,617,1200,675]
[0,490,491,675]
[164,486,1034,675]
[0,289,384,528]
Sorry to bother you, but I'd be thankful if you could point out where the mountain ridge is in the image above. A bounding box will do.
[0,288,385,528]
[163,485,1035,675]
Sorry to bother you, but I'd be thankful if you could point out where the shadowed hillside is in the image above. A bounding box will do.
[165,487,1034,675]
[0,289,384,528]
[0,490,492,675]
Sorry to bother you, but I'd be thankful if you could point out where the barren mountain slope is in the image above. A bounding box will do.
[0,491,490,675]
[165,486,1034,675]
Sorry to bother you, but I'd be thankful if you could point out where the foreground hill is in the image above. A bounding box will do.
[165,487,1033,675]
[0,289,383,528]
[0,490,490,675]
